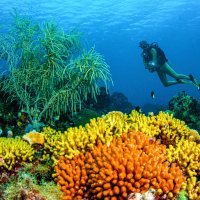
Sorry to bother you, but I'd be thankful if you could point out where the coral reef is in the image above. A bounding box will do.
[54,131,184,199]
[167,139,200,177]
[41,111,199,165]
[168,92,200,132]
[1,109,199,199]
[0,12,112,131]
[41,111,129,162]
[167,138,200,199]
[23,131,45,145]
[3,171,62,200]
[168,92,197,120]
[128,110,198,146]
[71,108,101,127]
[0,137,34,171]
[109,92,134,113]
[41,110,199,199]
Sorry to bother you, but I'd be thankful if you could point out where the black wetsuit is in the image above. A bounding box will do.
[142,43,168,67]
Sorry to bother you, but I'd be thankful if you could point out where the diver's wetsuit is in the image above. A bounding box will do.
[142,43,168,67]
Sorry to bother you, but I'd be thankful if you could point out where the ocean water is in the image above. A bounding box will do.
[0,0,200,110]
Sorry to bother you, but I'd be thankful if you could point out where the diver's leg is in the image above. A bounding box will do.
[160,63,200,88]
[156,70,181,87]
[161,63,191,81]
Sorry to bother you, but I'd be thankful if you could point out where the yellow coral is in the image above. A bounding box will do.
[167,138,200,177]
[167,138,200,198]
[128,111,196,144]
[0,137,34,170]
[128,110,160,137]
[23,131,45,145]
[41,111,200,166]
[41,112,130,163]
[39,110,200,198]
[186,177,200,200]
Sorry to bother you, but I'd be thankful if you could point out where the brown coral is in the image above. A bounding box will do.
[54,131,185,199]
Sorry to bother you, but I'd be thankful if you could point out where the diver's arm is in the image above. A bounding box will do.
[147,48,158,72]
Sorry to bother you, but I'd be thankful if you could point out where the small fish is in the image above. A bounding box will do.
[135,106,142,113]
[150,91,155,99]
[0,128,3,136]
[53,115,60,122]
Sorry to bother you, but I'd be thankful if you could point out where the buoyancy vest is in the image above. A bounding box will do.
[142,43,168,66]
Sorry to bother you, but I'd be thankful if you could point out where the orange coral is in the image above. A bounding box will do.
[23,131,44,145]
[54,131,185,199]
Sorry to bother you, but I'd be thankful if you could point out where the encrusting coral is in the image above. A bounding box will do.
[4,171,62,200]
[23,131,45,145]
[54,131,185,200]
[38,110,199,199]
[0,137,35,171]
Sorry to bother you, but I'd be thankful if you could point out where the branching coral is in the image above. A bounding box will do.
[167,139,200,199]
[41,112,129,163]
[0,137,34,171]
[54,131,185,199]
[41,111,199,165]
[167,139,200,177]
[39,110,199,200]
[183,177,200,200]
[128,111,198,146]
[0,12,112,130]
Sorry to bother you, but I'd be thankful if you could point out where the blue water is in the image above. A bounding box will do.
[0,0,200,110]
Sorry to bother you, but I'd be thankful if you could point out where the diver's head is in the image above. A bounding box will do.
[139,40,149,49]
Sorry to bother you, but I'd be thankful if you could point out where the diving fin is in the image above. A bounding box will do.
[189,74,195,83]
[189,74,199,87]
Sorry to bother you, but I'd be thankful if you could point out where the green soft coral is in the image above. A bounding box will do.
[0,11,112,130]
[178,190,188,200]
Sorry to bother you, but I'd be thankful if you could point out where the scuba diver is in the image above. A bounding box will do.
[139,40,200,88]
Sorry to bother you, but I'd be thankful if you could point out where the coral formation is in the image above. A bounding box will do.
[71,108,100,127]
[183,177,200,200]
[0,137,34,170]
[168,92,200,132]
[0,12,112,131]
[23,131,45,145]
[54,131,185,199]
[41,111,129,162]
[167,138,200,177]
[41,111,199,165]
[15,110,198,200]
[168,92,197,120]
[3,171,62,200]
[167,138,200,199]
[128,110,198,145]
